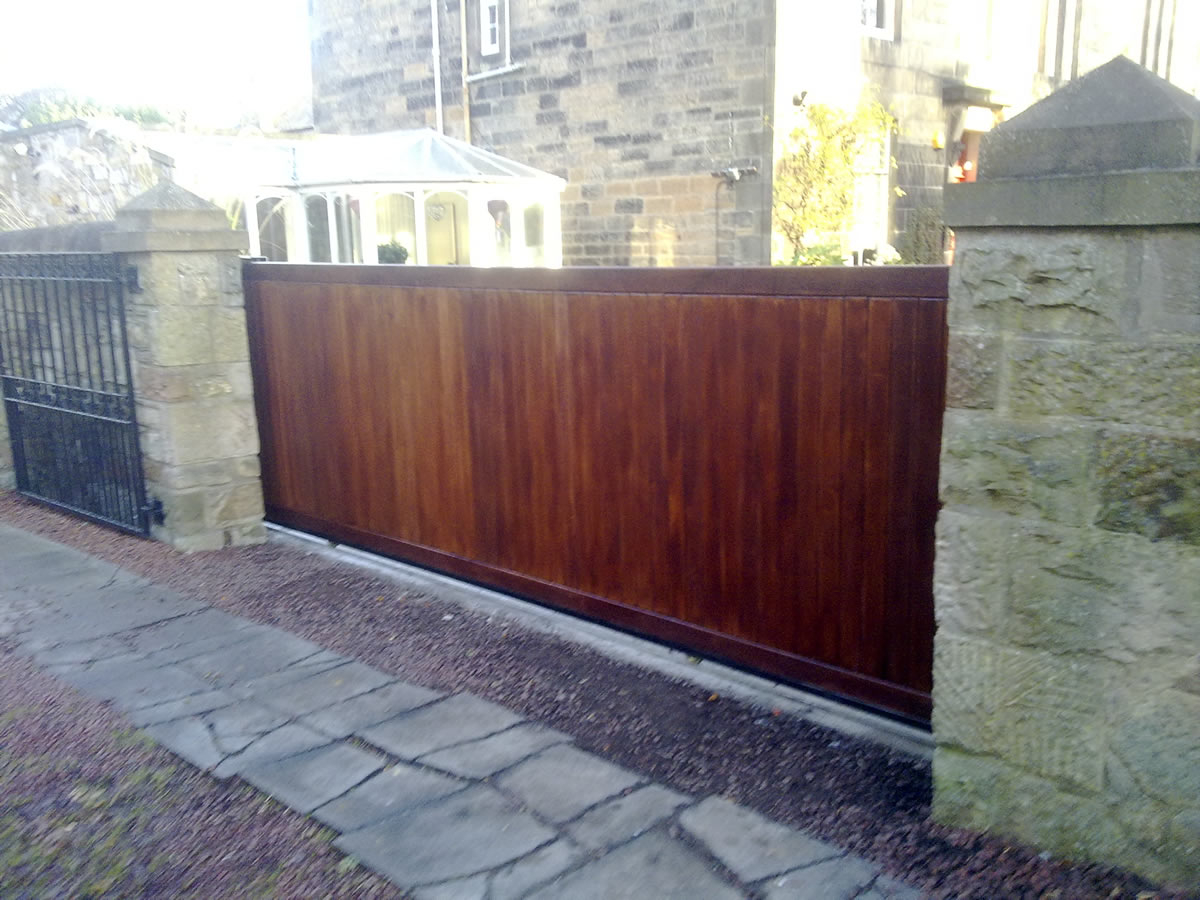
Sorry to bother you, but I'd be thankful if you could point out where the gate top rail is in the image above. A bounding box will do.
[0,252,123,284]
[244,261,950,300]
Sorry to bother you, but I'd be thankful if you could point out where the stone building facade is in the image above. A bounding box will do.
[311,0,1200,267]
[311,0,776,266]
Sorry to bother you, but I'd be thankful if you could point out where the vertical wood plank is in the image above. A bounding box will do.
[753,295,800,650]
[883,299,919,687]
[860,299,896,679]
[789,298,826,659]
[678,294,724,632]
[836,298,870,673]
[813,300,844,664]
[898,298,945,692]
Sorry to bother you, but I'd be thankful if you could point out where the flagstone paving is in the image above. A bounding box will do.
[0,523,922,899]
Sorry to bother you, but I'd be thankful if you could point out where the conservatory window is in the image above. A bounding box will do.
[524,203,545,266]
[256,197,289,262]
[376,194,417,263]
[488,199,512,265]
[334,195,363,263]
[305,196,332,263]
[424,192,470,265]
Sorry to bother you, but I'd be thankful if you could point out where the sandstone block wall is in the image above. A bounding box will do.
[310,0,773,266]
[934,225,1200,885]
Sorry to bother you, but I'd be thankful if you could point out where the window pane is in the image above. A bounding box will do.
[376,193,417,263]
[256,197,288,262]
[851,134,891,251]
[488,200,512,265]
[524,203,545,266]
[306,196,332,263]
[424,192,470,265]
[229,200,246,232]
[481,0,500,55]
[334,195,362,263]
[862,0,888,29]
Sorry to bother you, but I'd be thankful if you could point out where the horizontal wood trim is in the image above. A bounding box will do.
[242,261,949,299]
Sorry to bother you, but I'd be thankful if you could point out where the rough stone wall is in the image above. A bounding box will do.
[311,0,774,265]
[101,187,265,551]
[0,120,172,232]
[933,225,1200,884]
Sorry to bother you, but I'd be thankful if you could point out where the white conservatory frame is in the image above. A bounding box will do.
[142,129,565,267]
[246,181,562,267]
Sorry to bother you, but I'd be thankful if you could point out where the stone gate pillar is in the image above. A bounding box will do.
[101,183,265,551]
[933,57,1200,885]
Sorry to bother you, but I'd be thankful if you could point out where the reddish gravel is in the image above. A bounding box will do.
[1,492,1195,900]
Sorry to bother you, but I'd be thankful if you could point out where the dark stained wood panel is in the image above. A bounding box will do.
[245,264,948,723]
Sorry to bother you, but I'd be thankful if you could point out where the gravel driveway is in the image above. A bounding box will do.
[1,493,1194,899]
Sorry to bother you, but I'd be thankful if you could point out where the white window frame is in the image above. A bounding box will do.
[861,0,896,41]
[480,0,501,57]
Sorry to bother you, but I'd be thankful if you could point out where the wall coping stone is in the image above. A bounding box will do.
[101,229,250,253]
[0,221,116,252]
[945,168,1200,228]
[114,207,233,232]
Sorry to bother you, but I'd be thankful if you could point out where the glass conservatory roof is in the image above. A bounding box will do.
[140,128,564,194]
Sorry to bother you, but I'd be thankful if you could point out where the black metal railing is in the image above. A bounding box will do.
[0,252,150,534]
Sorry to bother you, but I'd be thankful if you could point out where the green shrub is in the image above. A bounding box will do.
[377,241,409,264]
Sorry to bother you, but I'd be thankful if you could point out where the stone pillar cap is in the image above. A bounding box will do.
[980,56,1200,179]
[120,181,221,213]
[103,180,248,252]
[113,181,229,231]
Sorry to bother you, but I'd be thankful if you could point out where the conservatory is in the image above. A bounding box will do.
[142,129,565,267]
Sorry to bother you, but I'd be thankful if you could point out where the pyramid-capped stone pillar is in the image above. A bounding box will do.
[935,57,1200,887]
[101,183,264,551]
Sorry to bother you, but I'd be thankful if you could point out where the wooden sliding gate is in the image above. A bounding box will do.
[244,264,948,723]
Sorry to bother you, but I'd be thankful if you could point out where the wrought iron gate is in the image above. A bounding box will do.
[0,253,151,534]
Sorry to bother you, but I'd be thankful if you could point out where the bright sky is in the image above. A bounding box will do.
[1,0,311,126]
